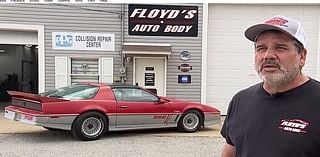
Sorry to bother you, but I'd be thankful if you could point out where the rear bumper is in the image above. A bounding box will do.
[4,106,76,130]
[203,112,221,126]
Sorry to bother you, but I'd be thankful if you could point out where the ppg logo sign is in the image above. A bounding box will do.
[52,32,115,51]
[55,34,73,47]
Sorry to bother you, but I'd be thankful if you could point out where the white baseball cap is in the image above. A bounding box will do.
[245,15,306,47]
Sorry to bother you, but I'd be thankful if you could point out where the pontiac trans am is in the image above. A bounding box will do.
[4,83,220,141]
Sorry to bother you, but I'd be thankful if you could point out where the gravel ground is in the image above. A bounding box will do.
[0,131,225,157]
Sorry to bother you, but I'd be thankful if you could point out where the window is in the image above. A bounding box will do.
[112,88,158,102]
[40,84,99,100]
[70,58,99,84]
[55,56,113,88]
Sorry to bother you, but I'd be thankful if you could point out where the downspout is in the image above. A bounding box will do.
[201,3,208,104]
[120,4,125,83]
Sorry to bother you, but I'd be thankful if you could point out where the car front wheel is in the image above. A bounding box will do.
[178,110,203,132]
[72,112,107,141]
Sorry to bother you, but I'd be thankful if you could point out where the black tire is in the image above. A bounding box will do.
[43,127,63,131]
[71,112,107,141]
[177,110,203,132]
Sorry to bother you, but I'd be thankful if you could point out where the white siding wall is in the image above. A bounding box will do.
[0,30,37,45]
[0,4,123,90]
[0,4,203,102]
[207,4,320,114]
[124,4,203,102]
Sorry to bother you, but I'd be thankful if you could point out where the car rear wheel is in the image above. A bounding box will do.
[178,110,203,132]
[72,112,107,141]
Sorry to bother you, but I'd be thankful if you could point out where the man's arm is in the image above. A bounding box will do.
[221,143,236,157]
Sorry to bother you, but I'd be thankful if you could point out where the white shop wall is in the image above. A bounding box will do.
[206,4,320,114]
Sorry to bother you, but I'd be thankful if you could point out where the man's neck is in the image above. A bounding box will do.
[263,75,310,94]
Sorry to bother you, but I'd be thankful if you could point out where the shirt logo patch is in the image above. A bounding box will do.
[278,119,309,134]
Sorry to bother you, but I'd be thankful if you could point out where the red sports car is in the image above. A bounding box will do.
[4,83,220,140]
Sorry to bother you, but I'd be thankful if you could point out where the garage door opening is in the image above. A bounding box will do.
[0,44,38,102]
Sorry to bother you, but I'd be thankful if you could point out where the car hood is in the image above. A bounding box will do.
[162,97,185,102]
[160,96,220,113]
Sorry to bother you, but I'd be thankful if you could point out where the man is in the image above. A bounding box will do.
[220,15,320,157]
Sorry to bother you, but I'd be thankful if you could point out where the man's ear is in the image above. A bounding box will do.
[299,48,307,68]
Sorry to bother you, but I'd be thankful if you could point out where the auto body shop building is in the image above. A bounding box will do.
[0,3,319,114]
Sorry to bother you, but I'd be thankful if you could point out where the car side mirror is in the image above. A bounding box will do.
[158,98,169,104]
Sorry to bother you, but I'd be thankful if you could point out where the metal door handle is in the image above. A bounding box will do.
[120,105,128,108]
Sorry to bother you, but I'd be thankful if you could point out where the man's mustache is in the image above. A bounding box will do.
[259,59,281,71]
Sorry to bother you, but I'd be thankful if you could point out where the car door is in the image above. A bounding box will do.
[112,87,173,128]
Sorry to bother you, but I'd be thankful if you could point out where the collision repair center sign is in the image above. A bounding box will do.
[128,4,198,37]
[52,32,115,51]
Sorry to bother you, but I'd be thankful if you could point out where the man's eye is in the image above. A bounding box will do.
[276,46,287,50]
[256,47,266,52]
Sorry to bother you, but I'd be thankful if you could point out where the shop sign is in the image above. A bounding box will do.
[52,32,115,51]
[145,73,155,86]
[178,64,192,72]
[180,50,191,61]
[178,75,191,84]
[128,4,198,37]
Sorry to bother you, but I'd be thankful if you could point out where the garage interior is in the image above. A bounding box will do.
[0,44,38,103]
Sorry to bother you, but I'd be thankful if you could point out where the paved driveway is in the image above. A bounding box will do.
[0,112,225,157]
[0,112,223,137]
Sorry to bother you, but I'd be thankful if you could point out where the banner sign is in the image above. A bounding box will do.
[128,4,198,37]
[52,32,115,51]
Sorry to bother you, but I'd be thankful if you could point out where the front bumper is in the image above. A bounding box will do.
[203,112,221,126]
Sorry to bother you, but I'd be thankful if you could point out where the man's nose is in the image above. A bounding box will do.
[263,48,277,59]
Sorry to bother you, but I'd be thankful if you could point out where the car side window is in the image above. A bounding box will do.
[112,88,128,101]
[40,85,99,100]
[112,89,121,101]
[112,88,158,102]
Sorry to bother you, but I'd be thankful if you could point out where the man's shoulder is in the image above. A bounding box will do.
[235,82,263,97]
[305,78,320,94]
[310,78,320,86]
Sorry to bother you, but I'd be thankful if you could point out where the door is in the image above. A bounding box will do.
[112,87,172,128]
[135,58,166,96]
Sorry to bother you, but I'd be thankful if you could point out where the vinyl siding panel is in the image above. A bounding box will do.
[0,3,123,90]
[0,3,203,103]
[124,4,203,103]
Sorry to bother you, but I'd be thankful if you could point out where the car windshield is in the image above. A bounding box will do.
[39,84,99,100]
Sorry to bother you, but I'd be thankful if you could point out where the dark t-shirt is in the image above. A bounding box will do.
[221,79,320,157]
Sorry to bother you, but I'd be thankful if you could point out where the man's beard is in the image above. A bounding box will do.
[255,59,300,86]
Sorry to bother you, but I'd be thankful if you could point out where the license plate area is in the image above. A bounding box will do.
[5,110,36,125]
[14,113,21,121]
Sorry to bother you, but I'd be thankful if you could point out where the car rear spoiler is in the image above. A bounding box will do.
[7,91,69,103]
